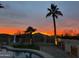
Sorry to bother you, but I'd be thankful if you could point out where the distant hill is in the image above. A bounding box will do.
[0,34,13,44]
[1,33,14,36]
[0,34,11,39]
[32,33,54,43]
[0,33,55,44]
[33,33,50,40]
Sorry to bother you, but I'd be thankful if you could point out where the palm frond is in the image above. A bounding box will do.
[55,8,59,11]
[0,4,4,8]
[55,15,58,19]
[46,12,51,18]
[48,8,51,12]
[56,11,63,16]
[51,4,54,9]
[46,3,63,18]
[51,4,57,11]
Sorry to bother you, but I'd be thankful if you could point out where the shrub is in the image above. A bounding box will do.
[13,43,40,50]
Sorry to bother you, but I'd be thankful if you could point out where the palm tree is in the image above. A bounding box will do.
[46,4,63,46]
[25,26,36,44]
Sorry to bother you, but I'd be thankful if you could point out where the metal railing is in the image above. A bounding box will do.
[1,46,53,58]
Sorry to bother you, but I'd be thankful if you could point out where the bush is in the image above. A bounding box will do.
[13,43,40,50]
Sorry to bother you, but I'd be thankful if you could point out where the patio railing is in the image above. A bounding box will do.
[1,46,53,58]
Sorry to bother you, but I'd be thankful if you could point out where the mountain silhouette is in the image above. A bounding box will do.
[0,33,54,45]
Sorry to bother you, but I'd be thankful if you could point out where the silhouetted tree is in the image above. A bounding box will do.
[46,4,63,45]
[25,26,36,44]
[25,26,36,34]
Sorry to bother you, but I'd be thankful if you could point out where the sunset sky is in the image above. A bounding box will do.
[0,1,79,35]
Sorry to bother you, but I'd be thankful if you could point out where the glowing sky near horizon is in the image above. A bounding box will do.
[0,1,79,35]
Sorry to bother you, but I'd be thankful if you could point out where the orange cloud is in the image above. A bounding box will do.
[0,27,23,35]
[0,27,79,36]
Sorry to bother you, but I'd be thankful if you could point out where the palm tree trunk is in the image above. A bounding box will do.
[52,15,57,46]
